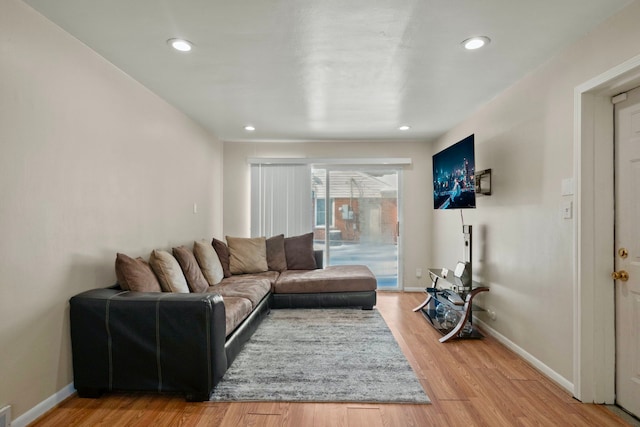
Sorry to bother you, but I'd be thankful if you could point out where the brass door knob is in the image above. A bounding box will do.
[611,270,629,281]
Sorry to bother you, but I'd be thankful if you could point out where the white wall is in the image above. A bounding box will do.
[223,140,433,290]
[0,0,223,419]
[431,0,640,384]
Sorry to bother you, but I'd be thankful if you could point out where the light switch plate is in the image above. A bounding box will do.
[561,178,574,196]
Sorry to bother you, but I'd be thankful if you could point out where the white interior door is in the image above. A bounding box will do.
[614,85,640,418]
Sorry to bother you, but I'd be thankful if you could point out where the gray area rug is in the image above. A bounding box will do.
[210,308,430,404]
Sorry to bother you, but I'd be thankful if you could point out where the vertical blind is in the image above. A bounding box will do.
[250,163,312,238]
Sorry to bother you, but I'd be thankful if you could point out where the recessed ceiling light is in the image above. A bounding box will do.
[462,36,491,50]
[398,125,411,131]
[244,125,256,131]
[167,38,193,52]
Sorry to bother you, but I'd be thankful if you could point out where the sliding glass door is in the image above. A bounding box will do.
[312,167,401,290]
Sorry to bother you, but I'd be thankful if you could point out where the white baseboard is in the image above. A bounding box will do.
[11,383,75,427]
[474,318,574,395]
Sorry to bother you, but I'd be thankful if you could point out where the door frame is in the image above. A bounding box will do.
[313,165,404,291]
[574,53,640,403]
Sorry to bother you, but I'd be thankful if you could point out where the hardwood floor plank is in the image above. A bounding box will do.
[463,368,525,424]
[180,402,228,427]
[29,292,633,427]
[218,402,258,427]
[242,413,282,427]
[379,404,439,427]
[566,408,631,427]
[282,402,314,427]
[346,407,383,427]
[438,400,482,426]
[313,403,348,427]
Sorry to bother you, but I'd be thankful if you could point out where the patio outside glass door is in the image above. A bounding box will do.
[312,167,401,290]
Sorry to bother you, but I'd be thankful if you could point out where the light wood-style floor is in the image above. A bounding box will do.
[31,292,631,426]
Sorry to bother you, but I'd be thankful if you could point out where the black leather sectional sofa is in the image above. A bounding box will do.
[69,250,377,401]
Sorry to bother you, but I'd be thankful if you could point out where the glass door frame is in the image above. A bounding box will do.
[312,164,404,291]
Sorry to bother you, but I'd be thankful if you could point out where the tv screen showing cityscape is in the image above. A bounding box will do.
[432,134,476,210]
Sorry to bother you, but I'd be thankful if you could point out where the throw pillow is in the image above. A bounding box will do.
[226,236,268,275]
[266,234,287,272]
[284,232,317,270]
[149,250,190,293]
[172,246,209,293]
[212,237,232,278]
[115,253,162,292]
[193,240,225,286]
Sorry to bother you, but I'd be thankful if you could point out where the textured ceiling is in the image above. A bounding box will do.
[24,0,633,142]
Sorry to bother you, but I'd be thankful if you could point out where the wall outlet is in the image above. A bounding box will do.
[0,405,11,427]
[415,268,422,278]
[487,309,497,321]
[193,203,198,214]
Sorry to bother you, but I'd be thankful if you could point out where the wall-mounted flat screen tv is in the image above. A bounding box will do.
[432,134,476,209]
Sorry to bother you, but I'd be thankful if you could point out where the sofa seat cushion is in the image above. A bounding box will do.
[222,271,279,287]
[221,296,253,337]
[207,278,271,308]
[273,265,377,294]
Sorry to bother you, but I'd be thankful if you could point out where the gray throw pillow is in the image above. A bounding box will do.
[115,253,162,292]
[266,234,287,272]
[212,237,232,278]
[172,245,209,293]
[284,232,317,270]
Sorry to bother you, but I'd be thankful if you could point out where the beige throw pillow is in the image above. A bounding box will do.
[193,240,224,286]
[149,250,190,293]
[226,236,268,275]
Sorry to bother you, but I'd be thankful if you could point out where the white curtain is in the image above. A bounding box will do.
[250,163,312,238]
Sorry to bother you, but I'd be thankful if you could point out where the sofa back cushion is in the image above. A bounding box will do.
[266,234,287,272]
[149,250,190,293]
[172,246,209,293]
[212,237,232,278]
[226,236,268,275]
[115,253,162,292]
[194,240,225,286]
[284,232,317,270]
